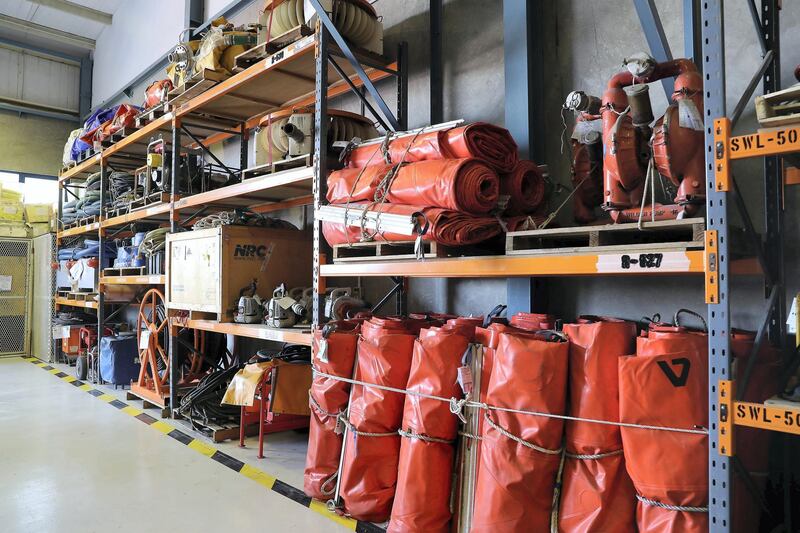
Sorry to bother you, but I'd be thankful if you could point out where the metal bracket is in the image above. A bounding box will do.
[718,379,734,456]
[705,229,719,304]
[714,118,731,192]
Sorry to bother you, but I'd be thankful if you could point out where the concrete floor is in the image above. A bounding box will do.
[0,356,346,532]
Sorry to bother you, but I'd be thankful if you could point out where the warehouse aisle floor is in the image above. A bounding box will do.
[0,357,343,533]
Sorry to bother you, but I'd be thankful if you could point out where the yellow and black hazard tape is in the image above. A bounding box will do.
[21,356,384,533]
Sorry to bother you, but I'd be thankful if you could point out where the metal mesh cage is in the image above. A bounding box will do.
[0,238,32,356]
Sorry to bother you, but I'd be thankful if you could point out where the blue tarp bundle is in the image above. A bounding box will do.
[99,335,140,385]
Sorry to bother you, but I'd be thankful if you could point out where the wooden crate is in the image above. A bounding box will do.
[233,25,313,72]
[756,85,800,127]
[242,154,312,180]
[506,218,705,256]
[166,225,312,321]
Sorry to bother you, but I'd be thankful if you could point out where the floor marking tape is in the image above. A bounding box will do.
[22,356,372,532]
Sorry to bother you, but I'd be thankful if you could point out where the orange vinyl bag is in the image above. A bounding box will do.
[500,160,546,215]
[388,327,471,533]
[731,330,781,533]
[346,122,519,173]
[619,324,709,533]
[338,317,417,522]
[327,158,500,214]
[559,317,637,533]
[471,330,569,533]
[304,321,360,500]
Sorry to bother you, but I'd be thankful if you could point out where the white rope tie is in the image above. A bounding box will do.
[483,412,562,455]
[338,413,396,438]
[566,448,624,460]
[312,369,708,436]
[458,430,483,441]
[636,495,708,513]
[308,391,340,420]
[319,473,338,497]
[398,428,454,444]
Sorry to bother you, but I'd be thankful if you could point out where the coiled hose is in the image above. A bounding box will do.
[138,228,170,257]
[265,0,379,48]
[178,365,243,428]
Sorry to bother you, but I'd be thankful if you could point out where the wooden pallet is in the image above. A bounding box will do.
[242,154,312,179]
[178,417,260,443]
[69,291,97,301]
[126,391,171,418]
[233,25,313,72]
[76,147,99,164]
[331,240,502,263]
[135,102,171,128]
[62,215,99,230]
[96,127,140,149]
[506,217,706,256]
[168,69,229,107]
[106,192,170,217]
[104,266,147,277]
[756,85,800,127]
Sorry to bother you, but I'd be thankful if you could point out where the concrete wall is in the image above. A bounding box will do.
[340,0,799,332]
[0,110,76,176]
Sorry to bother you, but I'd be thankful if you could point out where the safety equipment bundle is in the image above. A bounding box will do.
[324,122,548,249]
[336,317,417,521]
[304,321,360,500]
[470,329,569,532]
[558,317,637,532]
[619,322,709,532]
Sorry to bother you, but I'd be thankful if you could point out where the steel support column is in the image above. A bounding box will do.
[762,0,784,344]
[312,26,330,327]
[96,163,106,385]
[634,0,675,98]
[169,121,181,417]
[430,0,443,124]
[684,0,702,65]
[185,0,204,29]
[503,0,544,317]
[702,1,731,530]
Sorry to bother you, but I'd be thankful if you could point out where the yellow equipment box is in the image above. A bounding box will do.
[25,204,52,223]
[166,225,311,321]
[0,202,24,222]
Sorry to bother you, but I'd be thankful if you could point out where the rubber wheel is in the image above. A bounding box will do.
[76,355,88,380]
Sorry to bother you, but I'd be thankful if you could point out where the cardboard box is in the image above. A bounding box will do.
[0,223,28,237]
[0,202,24,222]
[25,204,52,223]
[28,222,51,237]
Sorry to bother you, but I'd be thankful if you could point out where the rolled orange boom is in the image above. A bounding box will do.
[500,160,546,215]
[321,202,504,247]
[345,122,519,173]
[327,158,500,214]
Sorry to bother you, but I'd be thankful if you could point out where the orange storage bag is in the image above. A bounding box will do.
[619,324,709,533]
[471,330,569,533]
[304,321,360,500]
[558,317,637,532]
[338,317,416,522]
[389,327,471,533]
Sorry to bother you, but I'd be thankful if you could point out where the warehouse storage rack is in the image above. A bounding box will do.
[312,2,792,532]
[55,1,407,413]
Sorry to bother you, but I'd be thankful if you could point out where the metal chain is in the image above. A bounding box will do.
[312,368,709,436]
[483,411,562,455]
[636,494,708,513]
[398,428,453,444]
